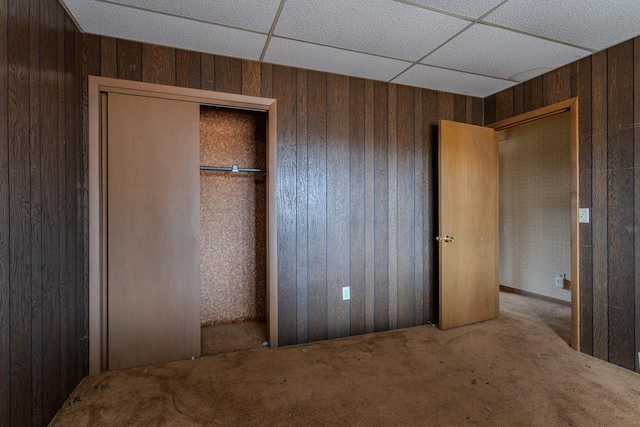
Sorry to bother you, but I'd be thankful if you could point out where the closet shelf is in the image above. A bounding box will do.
[200,164,267,174]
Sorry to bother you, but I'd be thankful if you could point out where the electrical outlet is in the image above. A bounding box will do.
[342,287,350,301]
[579,208,590,223]
[555,275,564,288]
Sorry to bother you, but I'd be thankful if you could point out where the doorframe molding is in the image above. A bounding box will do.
[88,76,279,375]
[487,97,580,351]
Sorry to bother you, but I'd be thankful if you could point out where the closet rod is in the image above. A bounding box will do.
[200,164,267,173]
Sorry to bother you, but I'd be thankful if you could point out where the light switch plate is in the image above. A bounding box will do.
[579,208,590,223]
[342,287,350,301]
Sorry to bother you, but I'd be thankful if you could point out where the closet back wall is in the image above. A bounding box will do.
[82,35,483,346]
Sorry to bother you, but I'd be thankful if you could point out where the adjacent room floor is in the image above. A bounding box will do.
[50,293,640,426]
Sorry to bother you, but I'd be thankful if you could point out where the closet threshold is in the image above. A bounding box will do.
[200,164,267,173]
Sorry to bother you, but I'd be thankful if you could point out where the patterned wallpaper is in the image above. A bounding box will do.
[498,112,571,302]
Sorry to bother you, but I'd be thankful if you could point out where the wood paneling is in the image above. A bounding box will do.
[116,39,141,81]
[486,38,640,372]
[1,0,86,425]
[176,49,201,89]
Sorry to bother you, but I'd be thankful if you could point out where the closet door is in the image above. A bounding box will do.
[107,93,200,370]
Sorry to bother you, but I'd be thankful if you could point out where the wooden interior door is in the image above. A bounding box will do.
[438,120,499,330]
[107,93,201,370]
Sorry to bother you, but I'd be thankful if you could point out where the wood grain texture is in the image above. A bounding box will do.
[591,50,609,361]
[387,83,398,331]
[454,94,466,123]
[242,60,261,97]
[606,41,635,370]
[414,89,424,325]
[484,94,496,125]
[273,65,297,346]
[9,0,33,424]
[141,44,175,85]
[307,70,327,342]
[100,37,116,78]
[523,76,544,113]
[295,69,308,343]
[635,38,640,373]
[176,49,201,89]
[364,80,375,333]
[576,56,593,355]
[327,74,351,339]
[422,89,437,324]
[201,54,214,90]
[0,0,10,423]
[373,81,389,331]
[495,88,514,122]
[29,0,42,423]
[215,56,241,94]
[349,77,366,335]
[513,85,524,116]
[116,39,141,81]
[543,64,571,107]
[397,84,415,329]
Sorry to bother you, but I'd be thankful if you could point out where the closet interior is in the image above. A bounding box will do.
[199,105,268,355]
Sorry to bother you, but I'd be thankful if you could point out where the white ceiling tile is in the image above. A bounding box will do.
[103,0,281,33]
[63,0,266,60]
[265,37,411,82]
[402,0,505,19]
[422,24,590,81]
[274,0,469,61]
[484,0,640,51]
[394,64,516,97]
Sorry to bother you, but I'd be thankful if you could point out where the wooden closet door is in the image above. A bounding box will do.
[107,93,200,370]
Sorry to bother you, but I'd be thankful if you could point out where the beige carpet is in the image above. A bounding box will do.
[50,293,640,426]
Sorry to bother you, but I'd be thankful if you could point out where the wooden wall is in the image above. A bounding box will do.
[485,37,640,372]
[80,35,483,347]
[0,0,86,425]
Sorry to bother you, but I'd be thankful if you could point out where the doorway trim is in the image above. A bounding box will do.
[88,76,279,375]
[487,97,580,351]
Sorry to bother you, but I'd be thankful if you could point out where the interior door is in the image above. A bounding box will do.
[438,120,498,330]
[107,93,200,370]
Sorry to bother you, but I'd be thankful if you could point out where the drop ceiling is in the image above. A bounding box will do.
[60,0,640,98]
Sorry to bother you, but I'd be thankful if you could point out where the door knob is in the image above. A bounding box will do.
[436,236,454,243]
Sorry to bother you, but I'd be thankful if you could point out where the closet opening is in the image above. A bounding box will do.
[199,105,268,355]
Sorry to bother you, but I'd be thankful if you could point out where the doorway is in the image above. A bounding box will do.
[87,77,279,375]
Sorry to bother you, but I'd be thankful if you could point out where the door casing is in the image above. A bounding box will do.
[88,76,279,375]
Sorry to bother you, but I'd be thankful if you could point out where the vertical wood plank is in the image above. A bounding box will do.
[544,64,571,106]
[364,80,375,333]
[349,77,365,336]
[591,50,609,361]
[307,70,327,341]
[513,85,524,116]
[373,81,389,331]
[261,63,273,98]
[635,37,640,373]
[606,40,635,370]
[295,69,308,343]
[8,0,32,423]
[495,88,514,122]
[215,56,242,94]
[577,56,594,355]
[523,76,544,112]
[273,65,297,346]
[438,92,454,121]
[473,97,483,126]
[242,60,261,97]
[201,54,215,90]
[454,94,466,123]
[397,85,415,328]
[387,83,398,330]
[0,0,10,422]
[423,89,437,323]
[28,0,42,423]
[141,44,175,86]
[414,89,424,325]
[116,39,141,81]
[100,37,116,79]
[465,96,473,124]
[327,74,350,339]
[176,49,201,89]
[41,0,61,418]
[484,94,496,125]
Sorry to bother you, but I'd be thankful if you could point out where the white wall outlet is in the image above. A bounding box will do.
[342,287,350,301]
[579,208,590,223]
[555,275,564,288]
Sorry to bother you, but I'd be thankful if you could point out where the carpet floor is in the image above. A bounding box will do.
[50,292,640,426]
